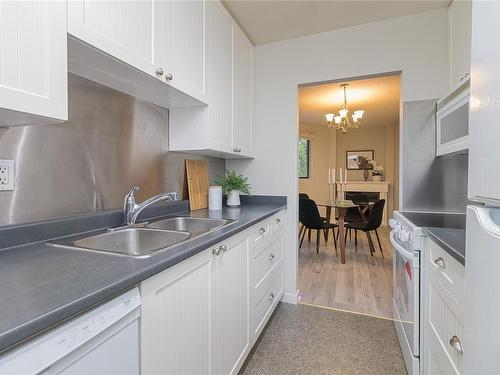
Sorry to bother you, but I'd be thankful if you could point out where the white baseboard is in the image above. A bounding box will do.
[280,289,299,304]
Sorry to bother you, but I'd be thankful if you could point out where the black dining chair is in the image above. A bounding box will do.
[345,199,385,259]
[299,199,337,258]
[298,193,327,241]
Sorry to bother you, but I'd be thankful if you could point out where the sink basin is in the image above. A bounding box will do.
[57,228,191,257]
[145,217,231,236]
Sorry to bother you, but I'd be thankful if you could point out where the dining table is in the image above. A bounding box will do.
[316,200,372,264]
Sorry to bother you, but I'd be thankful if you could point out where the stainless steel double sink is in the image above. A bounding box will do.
[48,217,234,258]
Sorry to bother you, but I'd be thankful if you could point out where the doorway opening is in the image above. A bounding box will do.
[297,72,401,319]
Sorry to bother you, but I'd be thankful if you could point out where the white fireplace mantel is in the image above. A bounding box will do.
[335,181,390,225]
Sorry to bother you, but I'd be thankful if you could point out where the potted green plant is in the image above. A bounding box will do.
[214,170,251,207]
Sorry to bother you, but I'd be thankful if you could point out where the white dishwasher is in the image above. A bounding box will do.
[0,287,141,375]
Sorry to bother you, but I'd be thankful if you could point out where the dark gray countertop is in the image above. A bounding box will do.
[423,227,465,265]
[398,211,466,265]
[0,196,286,354]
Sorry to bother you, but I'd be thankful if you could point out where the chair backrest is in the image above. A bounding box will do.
[365,199,385,231]
[299,199,325,229]
[299,193,309,199]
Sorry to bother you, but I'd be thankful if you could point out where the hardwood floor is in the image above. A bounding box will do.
[298,226,393,319]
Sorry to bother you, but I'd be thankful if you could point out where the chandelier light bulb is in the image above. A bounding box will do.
[339,108,348,118]
[352,114,358,122]
[334,116,342,124]
[354,110,364,119]
[325,113,334,122]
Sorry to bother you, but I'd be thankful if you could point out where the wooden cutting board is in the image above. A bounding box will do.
[185,159,209,210]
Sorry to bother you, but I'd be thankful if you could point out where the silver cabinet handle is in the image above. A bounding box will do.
[268,253,275,261]
[434,257,446,268]
[165,73,173,81]
[449,335,463,353]
[268,292,275,301]
[233,148,241,153]
[220,244,227,252]
[212,247,221,256]
[155,67,164,76]
[276,218,281,224]
[259,227,266,235]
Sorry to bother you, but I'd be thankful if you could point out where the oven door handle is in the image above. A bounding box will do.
[390,230,416,262]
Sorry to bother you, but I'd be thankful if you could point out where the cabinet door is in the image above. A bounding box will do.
[206,1,233,153]
[467,1,500,204]
[211,236,250,374]
[154,0,205,101]
[68,0,154,75]
[141,250,212,375]
[0,0,67,125]
[449,0,471,88]
[233,26,253,157]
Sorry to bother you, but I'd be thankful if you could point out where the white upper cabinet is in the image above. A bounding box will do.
[233,26,253,156]
[169,1,254,159]
[448,0,472,89]
[68,0,154,74]
[467,1,500,204]
[67,0,206,108]
[154,0,206,102]
[0,1,67,126]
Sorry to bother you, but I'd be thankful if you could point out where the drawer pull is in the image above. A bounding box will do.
[276,218,282,224]
[268,292,275,301]
[268,253,275,261]
[449,335,463,354]
[434,257,446,268]
[212,247,221,256]
[220,244,227,252]
[259,227,266,235]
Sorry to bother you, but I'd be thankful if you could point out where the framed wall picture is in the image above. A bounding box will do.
[346,150,374,170]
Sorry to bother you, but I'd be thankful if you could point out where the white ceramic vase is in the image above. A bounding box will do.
[227,190,241,207]
[372,175,382,182]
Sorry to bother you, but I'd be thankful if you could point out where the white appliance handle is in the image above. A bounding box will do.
[390,230,415,262]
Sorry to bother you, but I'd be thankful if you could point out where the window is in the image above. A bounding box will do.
[298,138,310,178]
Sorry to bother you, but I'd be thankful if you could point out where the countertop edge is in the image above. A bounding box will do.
[423,227,465,266]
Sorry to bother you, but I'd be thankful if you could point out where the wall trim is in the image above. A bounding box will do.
[281,289,299,304]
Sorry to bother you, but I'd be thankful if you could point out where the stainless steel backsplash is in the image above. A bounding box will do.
[402,99,469,213]
[0,75,224,225]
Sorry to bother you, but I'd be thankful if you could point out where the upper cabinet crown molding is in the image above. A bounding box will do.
[0,1,67,126]
[67,0,207,109]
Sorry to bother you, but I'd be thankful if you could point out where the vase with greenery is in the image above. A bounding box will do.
[214,170,251,207]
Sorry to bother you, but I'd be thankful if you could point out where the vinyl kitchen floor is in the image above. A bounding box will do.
[298,226,393,319]
[239,303,407,375]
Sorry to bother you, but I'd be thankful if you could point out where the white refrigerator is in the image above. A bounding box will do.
[464,1,500,374]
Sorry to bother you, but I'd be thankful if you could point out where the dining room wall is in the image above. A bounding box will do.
[335,124,398,216]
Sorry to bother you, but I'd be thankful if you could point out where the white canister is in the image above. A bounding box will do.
[208,186,223,210]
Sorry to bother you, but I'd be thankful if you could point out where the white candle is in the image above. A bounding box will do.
[339,168,343,184]
[328,168,331,184]
[345,169,348,183]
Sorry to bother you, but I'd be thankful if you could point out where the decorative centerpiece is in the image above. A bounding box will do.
[368,160,384,181]
[214,169,251,207]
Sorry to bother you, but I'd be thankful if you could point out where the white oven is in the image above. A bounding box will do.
[390,213,424,375]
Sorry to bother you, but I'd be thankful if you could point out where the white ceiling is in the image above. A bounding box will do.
[298,74,401,128]
[222,0,450,45]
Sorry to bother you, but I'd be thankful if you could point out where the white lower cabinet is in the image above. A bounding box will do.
[140,210,286,375]
[423,239,465,375]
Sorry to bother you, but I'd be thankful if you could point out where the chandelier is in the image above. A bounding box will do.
[325,83,364,133]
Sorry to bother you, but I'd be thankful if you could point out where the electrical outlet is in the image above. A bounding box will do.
[0,159,14,191]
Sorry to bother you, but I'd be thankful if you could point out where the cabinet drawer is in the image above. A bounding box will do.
[251,266,283,337]
[250,234,284,293]
[428,272,464,374]
[249,221,271,247]
[428,239,465,304]
[271,211,285,234]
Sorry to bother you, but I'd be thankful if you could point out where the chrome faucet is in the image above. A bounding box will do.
[124,187,179,225]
